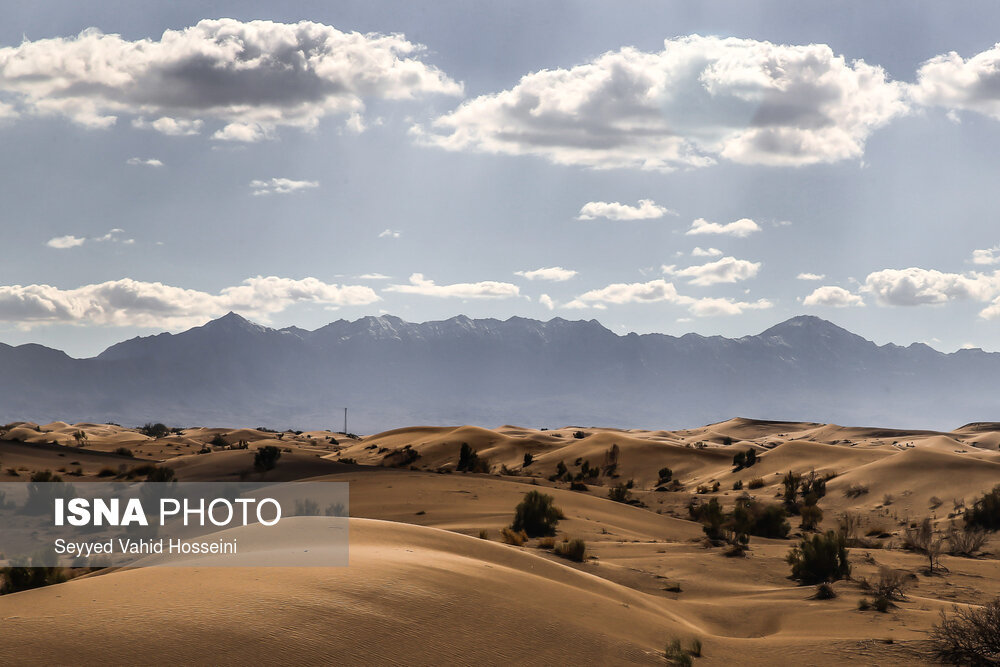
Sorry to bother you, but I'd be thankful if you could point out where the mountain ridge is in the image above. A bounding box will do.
[2,314,997,432]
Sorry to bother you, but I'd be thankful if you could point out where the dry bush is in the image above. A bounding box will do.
[844,483,870,499]
[500,527,528,546]
[748,477,766,489]
[537,536,556,549]
[478,529,489,540]
[948,522,989,557]
[929,496,943,510]
[905,517,945,573]
[554,538,586,562]
[931,598,1000,665]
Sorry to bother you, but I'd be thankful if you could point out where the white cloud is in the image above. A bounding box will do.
[131,116,203,136]
[126,157,163,167]
[797,272,826,281]
[662,256,761,286]
[972,246,1000,265]
[250,178,318,196]
[515,266,577,281]
[802,285,864,307]
[378,229,401,239]
[686,217,761,238]
[565,277,771,316]
[46,235,86,249]
[0,276,381,328]
[0,20,461,137]
[357,273,391,280]
[576,199,673,221]
[419,35,906,171]
[384,273,520,299]
[691,247,722,257]
[912,44,1000,120]
[539,294,555,310]
[212,122,270,143]
[862,267,1000,306]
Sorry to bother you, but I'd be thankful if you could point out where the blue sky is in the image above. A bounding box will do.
[3,1,1000,357]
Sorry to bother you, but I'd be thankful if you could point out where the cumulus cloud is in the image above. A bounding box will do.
[357,273,390,280]
[126,157,163,167]
[378,229,401,239]
[0,19,461,137]
[686,217,761,238]
[384,273,520,299]
[912,44,1000,120]
[972,246,1000,265]
[564,278,771,316]
[419,35,906,171]
[862,267,1000,306]
[662,256,761,286]
[539,294,555,310]
[249,178,318,196]
[0,276,381,328]
[802,285,864,307]
[576,199,673,221]
[691,247,722,257]
[515,266,577,281]
[797,272,825,280]
[46,235,86,249]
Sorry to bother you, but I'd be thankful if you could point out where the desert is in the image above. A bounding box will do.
[3,417,1000,664]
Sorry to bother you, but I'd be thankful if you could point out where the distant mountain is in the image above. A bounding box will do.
[1,313,997,432]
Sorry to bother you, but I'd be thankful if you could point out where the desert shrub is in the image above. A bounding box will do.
[113,447,133,458]
[844,483,870,499]
[749,501,791,539]
[573,430,587,439]
[905,517,944,573]
[800,471,827,505]
[787,531,851,584]
[522,453,533,467]
[569,481,589,492]
[0,560,66,595]
[96,467,116,478]
[782,471,801,508]
[602,443,621,475]
[138,423,170,439]
[696,484,710,495]
[658,467,673,483]
[608,483,632,503]
[254,446,282,472]
[325,502,346,517]
[882,493,895,506]
[511,490,563,537]
[748,477,765,489]
[72,430,88,446]
[815,583,837,600]
[696,498,726,541]
[966,485,1000,531]
[733,448,757,470]
[478,529,489,540]
[732,480,744,490]
[554,538,586,562]
[858,598,871,611]
[800,504,823,531]
[500,527,527,546]
[210,433,228,447]
[146,466,175,483]
[931,598,1000,665]
[294,499,322,516]
[873,596,890,613]
[537,536,556,549]
[948,522,989,557]
[664,637,694,666]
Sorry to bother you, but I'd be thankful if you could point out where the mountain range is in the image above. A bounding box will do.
[1,313,996,432]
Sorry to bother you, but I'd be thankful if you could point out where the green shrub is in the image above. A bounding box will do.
[787,530,851,584]
[965,485,1000,531]
[554,538,586,562]
[511,490,563,537]
[254,446,282,472]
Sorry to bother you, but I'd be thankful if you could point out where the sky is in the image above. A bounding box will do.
[3,1,1000,357]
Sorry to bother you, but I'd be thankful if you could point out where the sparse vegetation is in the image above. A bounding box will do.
[844,483,870,499]
[254,445,282,472]
[522,453,533,467]
[664,637,697,666]
[658,467,673,483]
[554,538,586,562]
[457,443,489,473]
[113,447,133,457]
[947,522,989,557]
[500,527,528,546]
[608,482,632,503]
[904,517,945,573]
[748,477,765,489]
[931,597,1000,665]
[787,531,851,584]
[138,423,170,439]
[511,490,563,537]
[965,485,1000,531]
[732,448,757,470]
[815,583,837,600]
